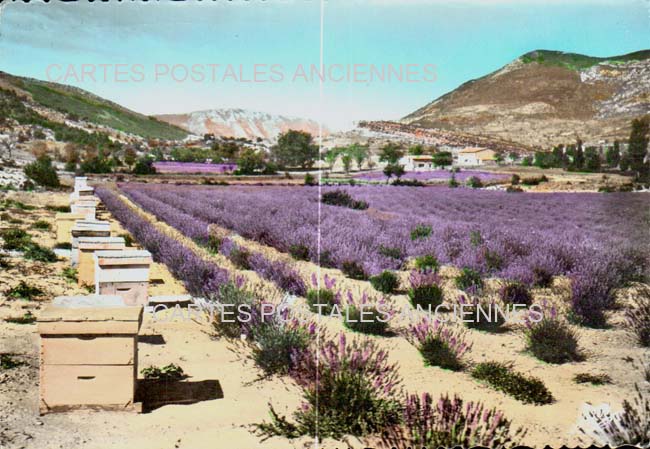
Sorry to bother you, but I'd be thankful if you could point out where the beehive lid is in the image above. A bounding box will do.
[78,236,125,249]
[38,296,143,335]
[55,212,86,220]
[95,250,152,266]
[72,220,110,232]
[77,186,94,193]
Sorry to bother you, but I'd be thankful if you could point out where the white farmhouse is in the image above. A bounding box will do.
[399,154,435,171]
[456,147,497,167]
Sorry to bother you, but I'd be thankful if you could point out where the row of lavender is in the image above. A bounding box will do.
[119,183,648,290]
[354,169,509,182]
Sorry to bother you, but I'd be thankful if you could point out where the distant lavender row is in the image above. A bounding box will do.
[119,183,649,286]
[118,185,306,296]
[95,187,231,298]
[353,170,509,182]
[153,162,237,174]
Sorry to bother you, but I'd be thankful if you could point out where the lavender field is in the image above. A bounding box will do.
[120,183,649,288]
[152,162,237,174]
[353,170,509,182]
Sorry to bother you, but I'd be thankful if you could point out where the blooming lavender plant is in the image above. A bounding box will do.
[408,269,444,310]
[408,317,472,371]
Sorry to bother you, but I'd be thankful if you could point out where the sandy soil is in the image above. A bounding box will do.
[1,189,648,449]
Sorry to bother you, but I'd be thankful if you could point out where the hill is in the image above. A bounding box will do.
[402,49,650,147]
[0,72,187,141]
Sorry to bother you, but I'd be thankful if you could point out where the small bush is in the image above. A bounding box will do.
[369,270,399,294]
[24,243,58,262]
[321,190,368,210]
[448,174,459,188]
[378,245,402,260]
[1,354,24,370]
[524,315,581,364]
[570,273,614,328]
[45,205,70,213]
[32,220,51,231]
[250,319,313,375]
[229,247,251,270]
[459,296,507,333]
[344,306,389,336]
[133,158,157,175]
[341,260,367,280]
[625,286,650,347]
[1,228,31,250]
[0,253,11,269]
[471,361,554,405]
[467,176,483,188]
[573,373,612,385]
[53,242,72,250]
[392,178,424,187]
[209,283,257,338]
[289,244,310,261]
[24,155,60,188]
[455,267,483,292]
[409,318,471,371]
[410,224,432,241]
[62,267,77,283]
[385,392,525,449]
[521,175,548,186]
[408,270,443,310]
[511,174,520,185]
[414,254,439,272]
[305,288,338,315]
[5,312,36,325]
[500,282,533,306]
[304,173,317,186]
[469,230,483,246]
[5,281,43,300]
[141,363,186,381]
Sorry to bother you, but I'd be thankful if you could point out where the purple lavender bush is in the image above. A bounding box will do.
[383,391,526,449]
[408,317,472,371]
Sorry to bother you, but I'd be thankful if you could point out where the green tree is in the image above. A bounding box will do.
[620,153,631,171]
[383,163,405,181]
[323,148,341,170]
[80,148,113,174]
[432,151,453,168]
[349,143,369,170]
[378,143,404,164]
[571,139,585,171]
[133,158,156,175]
[628,116,650,179]
[24,155,60,188]
[271,130,318,169]
[236,148,266,175]
[341,153,352,173]
[408,144,424,156]
[584,147,601,172]
[605,142,621,168]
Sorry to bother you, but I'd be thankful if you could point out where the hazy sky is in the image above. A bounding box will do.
[0,0,648,130]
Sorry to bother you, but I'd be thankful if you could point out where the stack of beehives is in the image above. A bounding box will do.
[42,177,156,413]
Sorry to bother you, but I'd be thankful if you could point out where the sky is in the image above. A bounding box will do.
[0,0,648,130]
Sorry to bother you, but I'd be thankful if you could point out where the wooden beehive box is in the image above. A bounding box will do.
[95,250,153,306]
[55,213,86,245]
[71,220,110,267]
[77,237,126,287]
[70,198,99,220]
[38,295,143,414]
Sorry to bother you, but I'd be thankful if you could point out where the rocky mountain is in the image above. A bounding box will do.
[155,109,326,142]
[0,71,187,141]
[402,50,650,148]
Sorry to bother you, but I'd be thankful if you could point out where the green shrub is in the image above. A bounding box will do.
[305,288,338,315]
[0,253,11,269]
[341,260,367,280]
[369,270,399,294]
[45,205,70,213]
[304,173,317,186]
[343,306,389,336]
[420,336,464,371]
[229,248,251,270]
[120,233,135,247]
[24,243,57,262]
[500,282,533,306]
[573,372,612,385]
[53,242,72,250]
[1,228,31,250]
[24,155,60,188]
[414,254,439,272]
[141,363,185,381]
[5,281,43,300]
[250,322,311,375]
[525,317,582,364]
[410,224,432,241]
[467,176,483,188]
[210,284,257,338]
[321,190,368,210]
[62,267,77,283]
[133,158,156,175]
[455,267,484,292]
[469,230,483,246]
[408,285,443,310]
[289,244,310,261]
[5,312,37,325]
[471,361,554,405]
[0,354,24,370]
[32,220,51,231]
[511,174,520,185]
[378,245,402,260]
